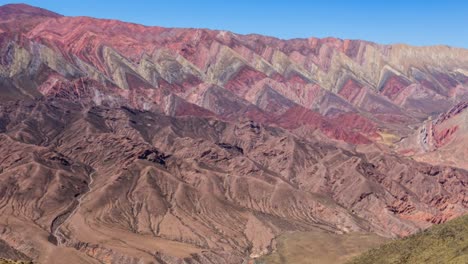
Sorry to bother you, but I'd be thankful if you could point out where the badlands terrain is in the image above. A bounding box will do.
[0,3,467,264]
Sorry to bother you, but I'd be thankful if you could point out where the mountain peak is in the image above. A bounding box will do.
[0,3,62,33]
[0,3,61,17]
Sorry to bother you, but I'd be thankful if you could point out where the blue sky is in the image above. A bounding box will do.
[1,0,467,48]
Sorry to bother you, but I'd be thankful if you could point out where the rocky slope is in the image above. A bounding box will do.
[1,99,467,263]
[0,3,467,264]
[397,102,468,171]
[0,238,31,262]
[1,4,467,145]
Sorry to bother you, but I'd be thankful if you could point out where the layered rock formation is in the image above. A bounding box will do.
[0,4,467,264]
[398,102,468,170]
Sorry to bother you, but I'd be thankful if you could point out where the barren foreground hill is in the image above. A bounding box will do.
[0,4,467,264]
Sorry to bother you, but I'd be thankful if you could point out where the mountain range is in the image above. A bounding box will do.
[0,4,467,264]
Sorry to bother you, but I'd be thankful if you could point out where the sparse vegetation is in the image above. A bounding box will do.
[347,214,468,264]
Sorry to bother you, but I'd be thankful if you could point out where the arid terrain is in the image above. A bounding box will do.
[0,4,467,264]
[255,229,388,264]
